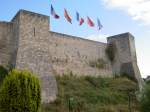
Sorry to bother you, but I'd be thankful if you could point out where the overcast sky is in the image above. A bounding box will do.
[0,0,150,78]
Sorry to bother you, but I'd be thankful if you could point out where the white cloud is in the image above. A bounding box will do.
[86,33,108,43]
[102,0,150,26]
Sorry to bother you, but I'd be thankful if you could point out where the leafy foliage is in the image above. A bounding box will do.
[0,65,8,84]
[140,82,150,112]
[105,43,116,62]
[0,69,41,112]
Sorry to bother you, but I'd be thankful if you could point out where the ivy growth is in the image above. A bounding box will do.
[105,43,116,62]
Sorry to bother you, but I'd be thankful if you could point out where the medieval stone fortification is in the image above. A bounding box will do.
[0,10,143,103]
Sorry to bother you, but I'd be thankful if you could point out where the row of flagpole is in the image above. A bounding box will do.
[51,4,103,30]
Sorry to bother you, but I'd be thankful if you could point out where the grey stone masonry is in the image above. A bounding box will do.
[0,10,143,103]
[107,33,144,90]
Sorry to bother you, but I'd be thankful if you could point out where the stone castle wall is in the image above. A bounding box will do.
[0,10,143,103]
[0,22,13,67]
[48,32,112,76]
[0,14,21,68]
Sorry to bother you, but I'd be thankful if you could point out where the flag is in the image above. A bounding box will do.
[79,18,84,25]
[51,5,60,19]
[64,9,72,24]
[76,11,84,25]
[51,5,54,15]
[87,16,94,27]
[76,11,80,21]
[97,18,103,30]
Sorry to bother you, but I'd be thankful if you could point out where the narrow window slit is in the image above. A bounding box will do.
[34,27,35,37]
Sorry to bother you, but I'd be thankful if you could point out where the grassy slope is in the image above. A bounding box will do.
[42,75,140,112]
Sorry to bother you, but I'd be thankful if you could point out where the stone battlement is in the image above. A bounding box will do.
[0,9,143,103]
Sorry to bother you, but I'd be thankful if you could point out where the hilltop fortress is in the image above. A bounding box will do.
[0,10,143,103]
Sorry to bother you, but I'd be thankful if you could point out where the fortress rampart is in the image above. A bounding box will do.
[0,10,143,103]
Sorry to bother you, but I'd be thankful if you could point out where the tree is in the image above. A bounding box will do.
[0,69,41,112]
[140,82,150,112]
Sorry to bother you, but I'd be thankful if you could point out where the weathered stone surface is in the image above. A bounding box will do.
[48,32,113,77]
[107,33,144,90]
[15,45,57,103]
[0,10,143,102]
[14,10,58,103]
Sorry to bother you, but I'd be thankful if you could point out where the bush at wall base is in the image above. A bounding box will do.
[140,82,150,112]
[0,65,8,84]
[0,69,41,112]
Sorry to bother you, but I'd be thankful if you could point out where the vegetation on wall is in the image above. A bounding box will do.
[42,74,139,112]
[89,58,107,69]
[105,43,116,62]
[0,69,41,112]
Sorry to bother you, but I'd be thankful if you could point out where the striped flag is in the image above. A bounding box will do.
[87,16,94,27]
[51,5,60,19]
[97,18,103,30]
[64,9,72,24]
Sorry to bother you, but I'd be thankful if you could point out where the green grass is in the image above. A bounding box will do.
[42,75,140,112]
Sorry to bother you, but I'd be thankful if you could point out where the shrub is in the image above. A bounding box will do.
[0,65,8,84]
[0,69,41,112]
[140,83,150,112]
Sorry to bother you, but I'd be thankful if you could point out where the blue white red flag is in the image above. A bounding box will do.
[51,4,60,19]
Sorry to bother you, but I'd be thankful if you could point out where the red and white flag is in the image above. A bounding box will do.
[87,16,94,27]
[79,18,84,26]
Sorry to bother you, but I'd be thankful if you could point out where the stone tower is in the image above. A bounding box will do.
[107,33,144,89]
[11,10,57,103]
